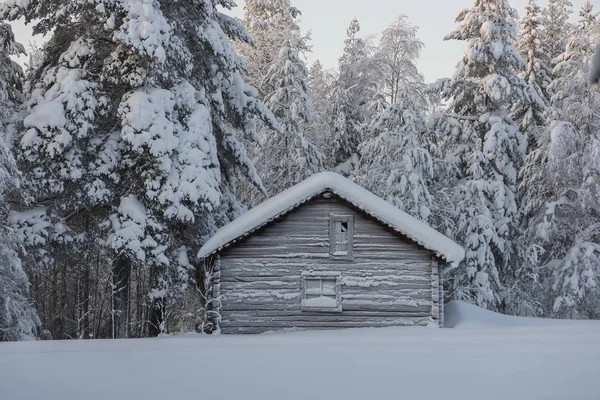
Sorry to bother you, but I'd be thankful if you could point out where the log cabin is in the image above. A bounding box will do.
[198,172,465,334]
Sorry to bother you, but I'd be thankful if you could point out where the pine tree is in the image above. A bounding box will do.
[306,60,333,150]
[237,0,305,98]
[328,18,375,172]
[356,88,434,222]
[522,1,600,318]
[251,34,324,202]
[0,21,40,341]
[1,0,276,337]
[510,0,553,315]
[542,0,574,62]
[438,0,527,311]
[308,61,331,110]
[549,1,599,130]
[514,0,551,149]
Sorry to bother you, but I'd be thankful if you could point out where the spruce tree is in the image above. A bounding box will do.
[356,88,434,222]
[438,0,527,311]
[328,18,375,172]
[237,0,305,98]
[522,1,600,318]
[251,34,324,202]
[542,0,574,62]
[306,60,333,150]
[1,0,276,337]
[514,0,551,149]
[0,21,40,341]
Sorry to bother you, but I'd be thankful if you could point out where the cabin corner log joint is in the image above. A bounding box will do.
[199,172,464,334]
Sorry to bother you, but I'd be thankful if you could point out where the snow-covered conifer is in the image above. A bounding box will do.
[237,0,305,98]
[308,61,331,111]
[328,19,376,172]
[1,0,276,337]
[0,21,40,341]
[542,0,574,62]
[306,60,333,150]
[250,34,324,203]
[522,1,600,318]
[549,1,599,129]
[514,0,551,147]
[438,0,528,311]
[356,88,433,222]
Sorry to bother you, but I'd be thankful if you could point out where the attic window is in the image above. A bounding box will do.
[301,272,342,312]
[329,214,354,259]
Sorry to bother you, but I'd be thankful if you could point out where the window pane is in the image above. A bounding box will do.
[341,222,348,232]
[321,279,336,296]
[306,279,321,290]
[335,221,348,253]
[301,276,341,311]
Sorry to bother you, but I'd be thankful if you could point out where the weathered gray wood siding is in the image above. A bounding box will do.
[438,263,444,327]
[216,195,440,334]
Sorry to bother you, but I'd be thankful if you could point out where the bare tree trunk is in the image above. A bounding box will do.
[60,261,67,337]
[148,266,165,337]
[82,261,90,339]
[112,255,131,339]
[148,297,164,337]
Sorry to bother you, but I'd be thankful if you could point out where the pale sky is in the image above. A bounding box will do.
[9,0,592,83]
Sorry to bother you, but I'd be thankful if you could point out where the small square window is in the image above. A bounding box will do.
[329,214,354,259]
[301,273,342,312]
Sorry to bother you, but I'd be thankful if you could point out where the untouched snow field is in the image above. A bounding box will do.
[1,301,599,400]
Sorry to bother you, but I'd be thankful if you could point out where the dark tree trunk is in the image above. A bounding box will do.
[83,262,90,338]
[112,255,131,339]
[148,265,165,337]
[148,297,165,337]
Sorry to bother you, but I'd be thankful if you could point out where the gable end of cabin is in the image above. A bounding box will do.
[205,193,446,334]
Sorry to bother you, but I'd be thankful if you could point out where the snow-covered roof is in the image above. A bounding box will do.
[198,172,465,264]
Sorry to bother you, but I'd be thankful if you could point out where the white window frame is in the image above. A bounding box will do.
[329,213,354,260]
[300,271,342,313]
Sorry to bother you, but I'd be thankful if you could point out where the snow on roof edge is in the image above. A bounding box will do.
[198,172,465,264]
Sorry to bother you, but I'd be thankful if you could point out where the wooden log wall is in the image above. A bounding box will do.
[214,195,442,334]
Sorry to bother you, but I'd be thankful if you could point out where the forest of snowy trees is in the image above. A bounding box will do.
[0,0,599,341]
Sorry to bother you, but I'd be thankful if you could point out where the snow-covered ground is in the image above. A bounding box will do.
[1,301,599,400]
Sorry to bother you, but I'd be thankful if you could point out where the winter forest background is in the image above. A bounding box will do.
[0,0,599,341]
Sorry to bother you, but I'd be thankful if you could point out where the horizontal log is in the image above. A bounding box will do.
[341,280,431,290]
[221,303,303,311]
[220,278,437,295]
[341,290,430,301]
[340,303,431,312]
[219,280,300,291]
[222,252,431,264]
[220,326,310,334]
[220,300,431,314]
[220,313,430,323]
[220,318,432,329]
[220,260,431,270]
[219,310,430,319]
[222,256,432,266]
[239,231,424,246]
[221,293,301,304]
